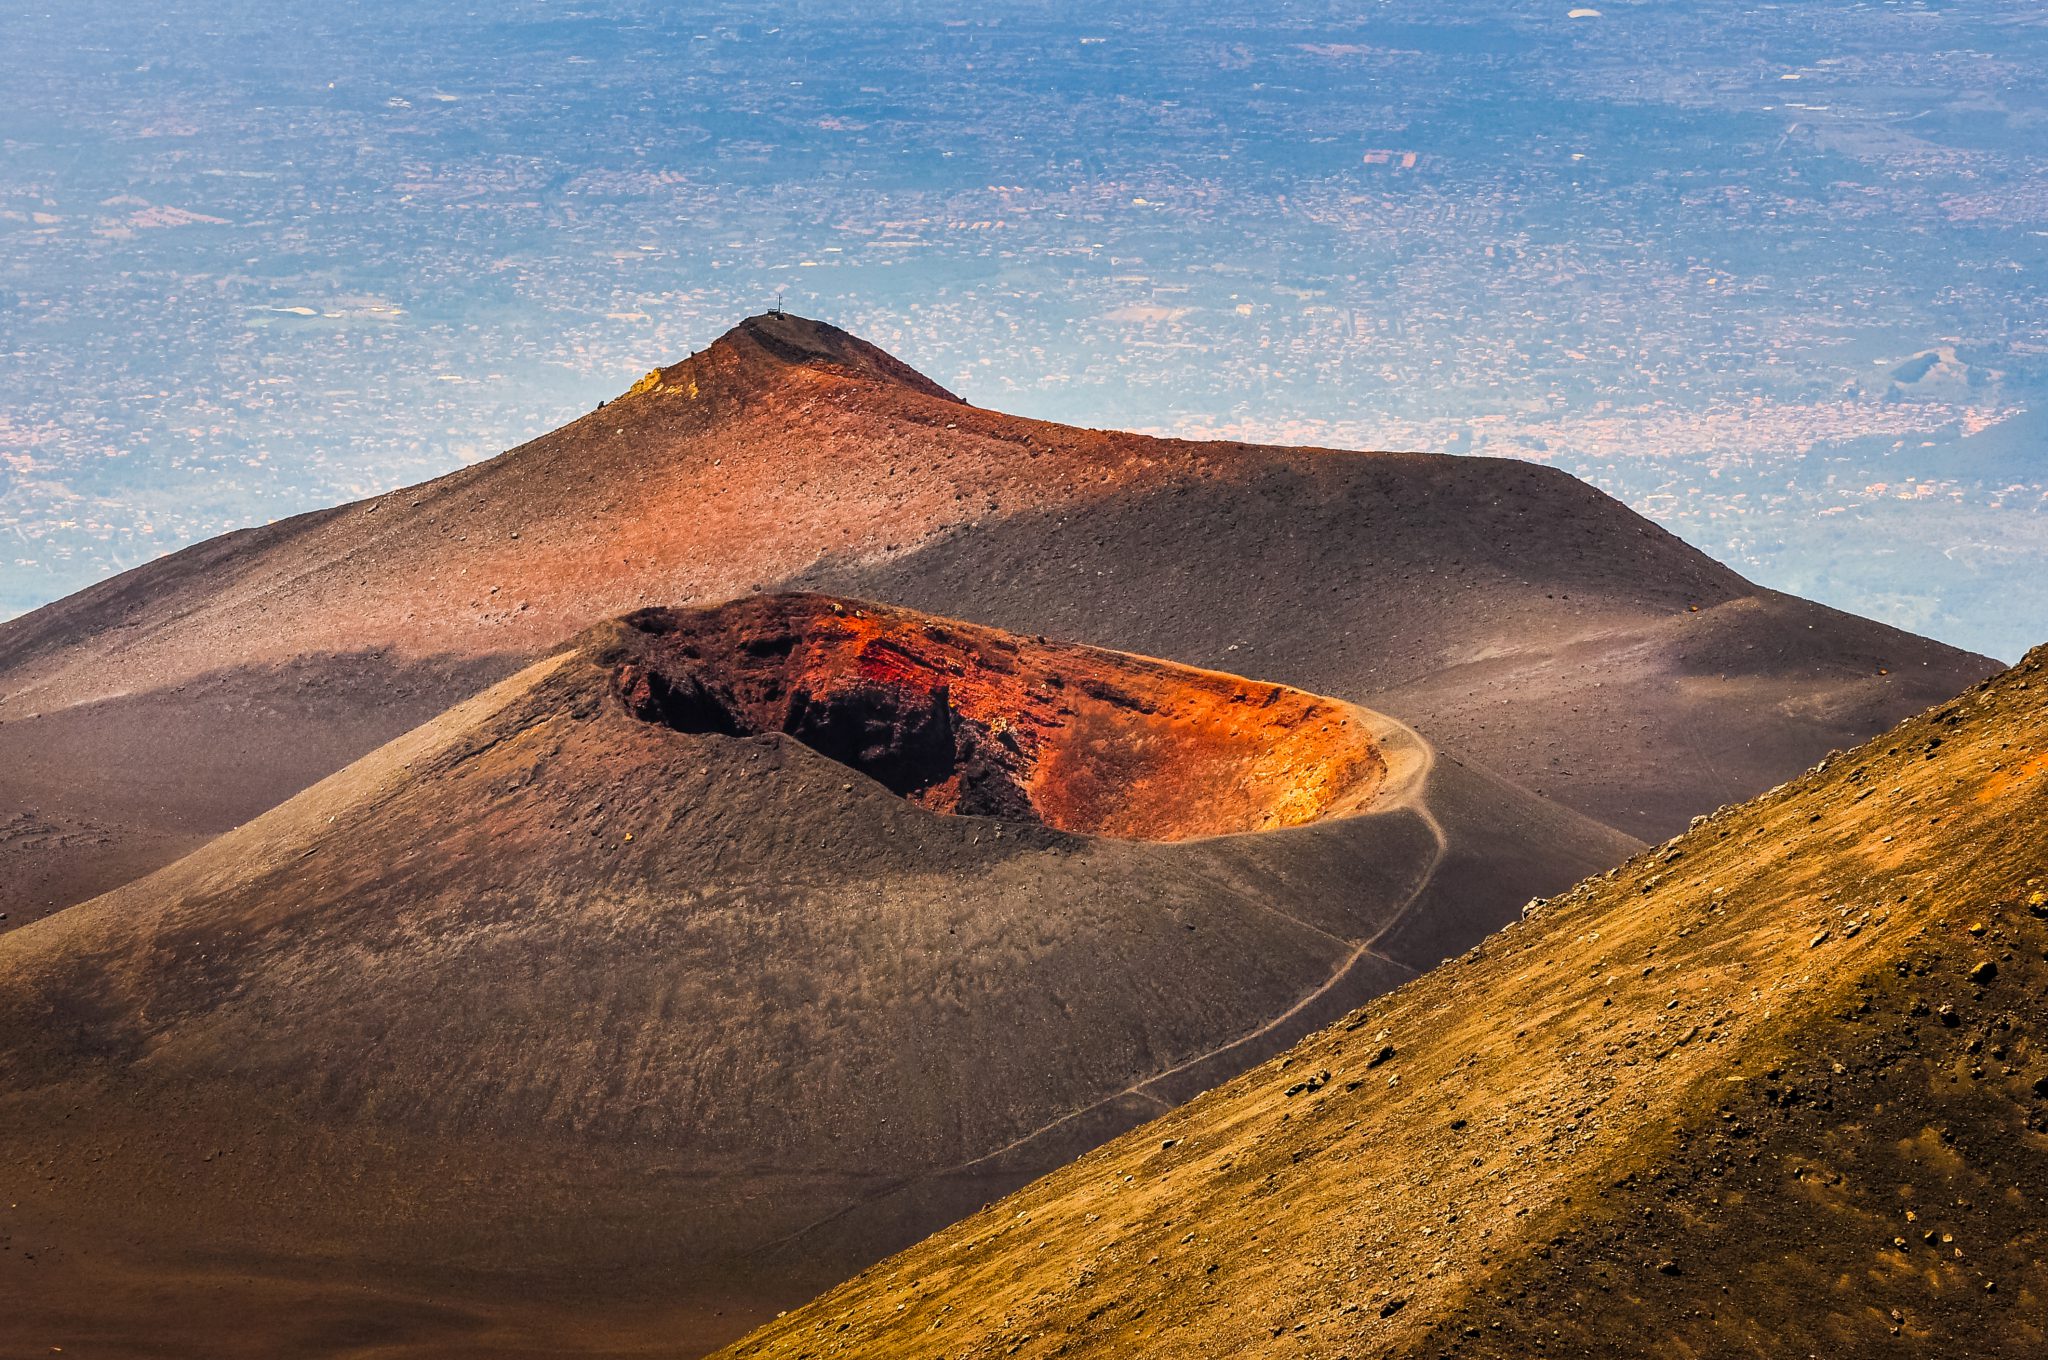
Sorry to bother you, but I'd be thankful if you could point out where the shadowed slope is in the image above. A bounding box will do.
[798,465,1987,837]
[719,644,2048,1360]
[0,597,1631,1359]
[0,314,1992,925]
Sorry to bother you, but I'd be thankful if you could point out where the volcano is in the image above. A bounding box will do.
[0,313,1995,929]
[0,595,1632,1358]
[718,643,2048,1360]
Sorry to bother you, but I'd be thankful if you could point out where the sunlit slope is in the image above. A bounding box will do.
[0,313,1991,925]
[0,596,1631,1359]
[721,643,2048,1360]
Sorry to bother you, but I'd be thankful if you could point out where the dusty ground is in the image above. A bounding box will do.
[719,642,2048,1360]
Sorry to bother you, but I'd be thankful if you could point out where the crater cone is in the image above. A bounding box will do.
[0,593,1633,1358]
[608,594,1387,840]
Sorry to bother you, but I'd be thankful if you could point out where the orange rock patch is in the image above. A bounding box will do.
[1978,751,2048,803]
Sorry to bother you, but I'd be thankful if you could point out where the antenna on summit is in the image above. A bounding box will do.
[772,290,784,317]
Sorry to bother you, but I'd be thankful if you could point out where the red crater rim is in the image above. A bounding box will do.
[604,594,1389,842]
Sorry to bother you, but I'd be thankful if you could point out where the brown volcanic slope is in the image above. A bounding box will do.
[721,643,2048,1360]
[0,313,1993,928]
[0,595,1632,1360]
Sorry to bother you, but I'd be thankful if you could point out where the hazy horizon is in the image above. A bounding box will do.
[3,0,2043,658]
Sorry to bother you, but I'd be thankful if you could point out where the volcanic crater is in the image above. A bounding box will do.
[606,593,1389,841]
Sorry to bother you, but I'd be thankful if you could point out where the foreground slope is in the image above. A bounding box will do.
[0,313,1992,926]
[723,642,2048,1360]
[0,595,1630,1359]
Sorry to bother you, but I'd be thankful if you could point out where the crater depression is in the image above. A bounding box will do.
[607,593,1389,841]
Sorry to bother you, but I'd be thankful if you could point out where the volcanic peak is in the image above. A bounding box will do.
[603,593,1389,841]
[638,312,964,406]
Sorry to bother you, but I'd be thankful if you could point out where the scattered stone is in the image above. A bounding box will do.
[1285,1071,1331,1098]
[1366,1045,1397,1069]
[1379,1298,1407,1318]
[1970,960,1997,985]
[1657,1260,1681,1275]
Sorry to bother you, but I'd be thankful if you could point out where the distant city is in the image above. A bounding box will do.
[3,0,2043,657]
